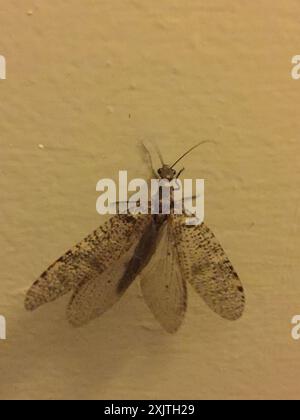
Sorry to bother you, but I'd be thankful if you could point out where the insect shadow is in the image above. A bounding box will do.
[5,288,175,399]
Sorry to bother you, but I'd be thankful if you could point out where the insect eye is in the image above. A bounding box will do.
[158,168,162,174]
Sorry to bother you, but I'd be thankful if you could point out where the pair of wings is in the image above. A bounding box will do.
[25,214,245,333]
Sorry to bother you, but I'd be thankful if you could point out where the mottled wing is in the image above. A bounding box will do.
[67,215,155,327]
[171,215,245,320]
[25,214,152,325]
[140,218,187,333]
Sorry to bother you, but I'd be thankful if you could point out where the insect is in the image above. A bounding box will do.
[25,142,245,333]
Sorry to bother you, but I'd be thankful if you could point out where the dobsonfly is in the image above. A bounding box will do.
[25,142,245,333]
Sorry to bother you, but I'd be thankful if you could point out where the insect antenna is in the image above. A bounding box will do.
[170,140,215,169]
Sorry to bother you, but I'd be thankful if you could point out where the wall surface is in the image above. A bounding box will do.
[0,0,300,400]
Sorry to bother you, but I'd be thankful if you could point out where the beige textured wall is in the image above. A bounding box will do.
[0,1,300,400]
